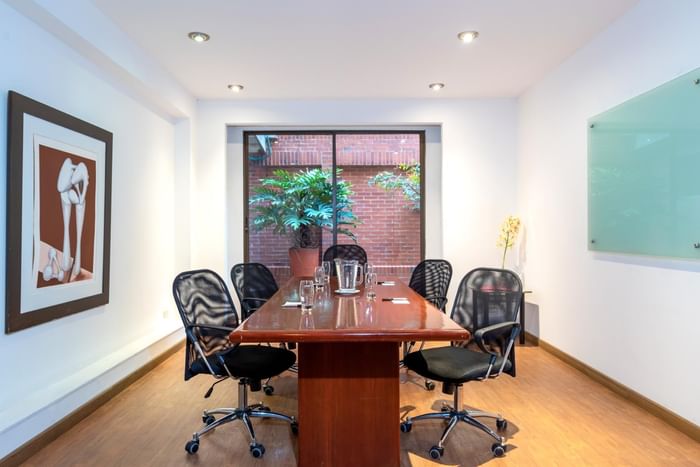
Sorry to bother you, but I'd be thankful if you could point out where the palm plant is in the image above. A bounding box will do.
[249,168,358,248]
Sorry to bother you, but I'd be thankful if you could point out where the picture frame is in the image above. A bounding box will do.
[5,91,112,333]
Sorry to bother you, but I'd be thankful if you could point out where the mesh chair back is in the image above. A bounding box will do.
[322,245,368,275]
[450,268,522,377]
[173,269,239,379]
[408,259,453,311]
[230,263,279,320]
[450,268,522,333]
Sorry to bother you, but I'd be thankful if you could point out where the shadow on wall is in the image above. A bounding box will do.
[592,252,700,274]
[524,301,540,338]
[514,224,527,282]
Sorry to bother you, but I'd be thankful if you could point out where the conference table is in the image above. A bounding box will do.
[229,276,469,467]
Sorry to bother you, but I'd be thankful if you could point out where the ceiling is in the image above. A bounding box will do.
[93,0,638,100]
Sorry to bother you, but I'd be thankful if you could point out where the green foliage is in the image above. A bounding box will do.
[368,163,421,210]
[249,168,358,248]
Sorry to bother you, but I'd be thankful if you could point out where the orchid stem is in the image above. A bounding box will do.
[501,232,509,269]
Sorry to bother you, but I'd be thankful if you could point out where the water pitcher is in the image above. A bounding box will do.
[334,258,364,291]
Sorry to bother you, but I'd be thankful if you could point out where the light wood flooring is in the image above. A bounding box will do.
[21,344,700,467]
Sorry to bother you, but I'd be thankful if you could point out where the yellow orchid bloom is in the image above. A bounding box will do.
[497,216,521,268]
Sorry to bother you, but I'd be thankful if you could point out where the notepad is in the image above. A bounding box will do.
[382,297,409,304]
[282,301,302,308]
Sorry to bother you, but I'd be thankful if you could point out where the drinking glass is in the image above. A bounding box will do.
[365,272,378,299]
[322,260,332,278]
[363,263,379,285]
[314,266,325,289]
[299,310,315,330]
[299,280,315,311]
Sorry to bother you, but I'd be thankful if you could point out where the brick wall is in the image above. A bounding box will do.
[247,134,421,283]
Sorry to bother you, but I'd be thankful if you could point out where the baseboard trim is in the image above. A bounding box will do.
[0,336,185,467]
[524,331,699,442]
[524,331,540,346]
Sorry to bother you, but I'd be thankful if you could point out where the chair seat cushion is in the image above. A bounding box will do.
[403,346,511,384]
[190,345,296,380]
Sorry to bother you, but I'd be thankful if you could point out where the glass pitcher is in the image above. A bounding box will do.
[334,258,364,291]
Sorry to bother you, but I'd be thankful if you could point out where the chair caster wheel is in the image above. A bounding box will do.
[425,380,436,391]
[291,421,299,435]
[202,414,216,425]
[428,445,444,459]
[263,385,274,396]
[400,421,412,433]
[492,443,506,457]
[250,443,266,458]
[496,418,507,430]
[185,439,199,454]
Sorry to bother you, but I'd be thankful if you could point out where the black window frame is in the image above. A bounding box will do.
[243,129,426,262]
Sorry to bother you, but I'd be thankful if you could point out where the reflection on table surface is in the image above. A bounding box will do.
[229,276,469,343]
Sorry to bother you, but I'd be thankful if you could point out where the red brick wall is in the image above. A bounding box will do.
[247,134,421,283]
[336,133,419,166]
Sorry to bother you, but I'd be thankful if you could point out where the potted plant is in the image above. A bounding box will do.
[249,168,358,276]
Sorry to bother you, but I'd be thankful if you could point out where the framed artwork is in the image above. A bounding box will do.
[5,91,112,333]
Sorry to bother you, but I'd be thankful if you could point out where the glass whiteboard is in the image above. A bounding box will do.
[588,68,700,259]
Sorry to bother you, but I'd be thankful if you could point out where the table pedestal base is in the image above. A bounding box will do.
[297,342,400,467]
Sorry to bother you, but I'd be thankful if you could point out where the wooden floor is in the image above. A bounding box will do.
[21,344,700,467]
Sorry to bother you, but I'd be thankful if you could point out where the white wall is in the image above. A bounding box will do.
[518,0,700,424]
[193,99,519,299]
[0,2,186,456]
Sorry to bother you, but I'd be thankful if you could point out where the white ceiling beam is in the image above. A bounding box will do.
[3,0,196,121]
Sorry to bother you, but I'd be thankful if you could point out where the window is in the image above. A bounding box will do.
[244,131,424,283]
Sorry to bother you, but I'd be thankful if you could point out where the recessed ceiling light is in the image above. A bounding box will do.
[457,30,479,43]
[429,83,445,91]
[188,32,210,43]
[228,84,245,93]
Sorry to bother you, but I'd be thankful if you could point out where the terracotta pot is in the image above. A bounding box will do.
[289,247,319,277]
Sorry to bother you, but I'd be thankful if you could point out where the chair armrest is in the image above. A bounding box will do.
[242,297,267,306]
[184,324,238,377]
[186,324,237,342]
[241,297,268,316]
[188,323,280,349]
[189,324,236,333]
[474,321,520,354]
[474,321,521,379]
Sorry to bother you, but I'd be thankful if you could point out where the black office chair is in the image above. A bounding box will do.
[230,263,279,321]
[400,268,522,459]
[322,244,367,274]
[405,259,453,390]
[173,269,298,458]
[409,259,452,312]
[231,262,298,383]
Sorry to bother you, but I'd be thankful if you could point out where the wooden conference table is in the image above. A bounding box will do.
[229,276,469,467]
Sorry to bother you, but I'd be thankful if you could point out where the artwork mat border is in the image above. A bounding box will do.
[24,128,105,312]
[6,91,112,333]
